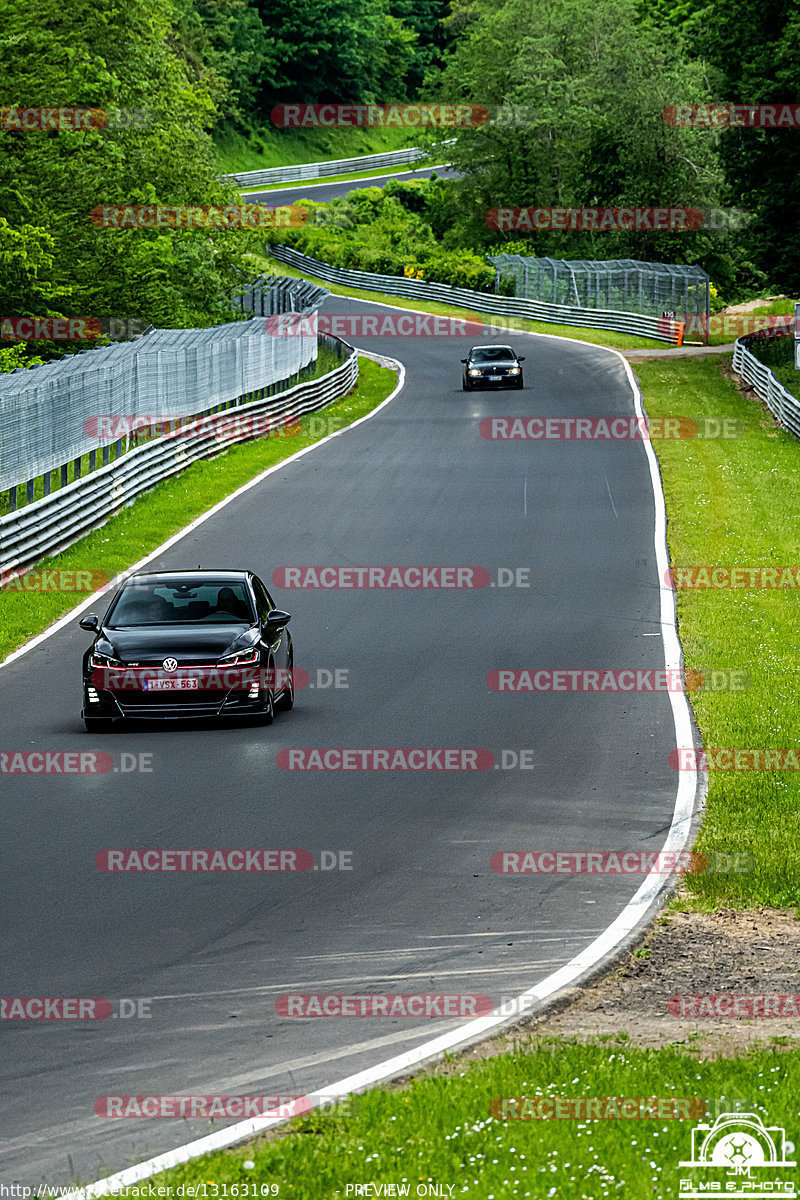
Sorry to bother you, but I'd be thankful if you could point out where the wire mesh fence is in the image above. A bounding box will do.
[489,255,709,319]
[1,278,329,508]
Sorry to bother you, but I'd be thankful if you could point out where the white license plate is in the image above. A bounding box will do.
[488,374,503,380]
[143,678,199,691]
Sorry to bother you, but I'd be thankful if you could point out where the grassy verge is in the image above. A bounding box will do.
[0,356,396,661]
[635,355,800,907]
[214,126,422,177]
[112,1037,797,1198]
[256,253,665,351]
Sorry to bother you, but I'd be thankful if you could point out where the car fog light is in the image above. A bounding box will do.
[88,688,99,703]
[248,682,259,698]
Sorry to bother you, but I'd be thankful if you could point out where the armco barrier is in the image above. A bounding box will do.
[268,245,684,344]
[225,142,455,189]
[732,333,800,438]
[0,342,358,579]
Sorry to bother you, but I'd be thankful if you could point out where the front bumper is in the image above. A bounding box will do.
[464,373,523,387]
[82,685,270,721]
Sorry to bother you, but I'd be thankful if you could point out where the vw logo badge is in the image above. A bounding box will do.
[162,657,178,672]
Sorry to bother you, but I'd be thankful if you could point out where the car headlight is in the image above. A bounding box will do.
[468,368,482,376]
[90,652,124,669]
[508,367,521,375]
[219,649,259,666]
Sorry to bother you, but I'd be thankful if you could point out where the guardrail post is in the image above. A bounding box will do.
[26,479,34,504]
[61,464,68,488]
[8,486,17,511]
[43,472,51,497]
[74,456,81,480]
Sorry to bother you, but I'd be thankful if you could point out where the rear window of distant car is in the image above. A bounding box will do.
[471,347,515,362]
[107,580,254,626]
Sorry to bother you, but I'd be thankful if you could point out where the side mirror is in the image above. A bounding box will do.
[518,356,526,361]
[460,358,468,363]
[79,614,100,632]
[264,609,291,634]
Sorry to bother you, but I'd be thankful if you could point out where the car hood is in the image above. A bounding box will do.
[99,624,254,663]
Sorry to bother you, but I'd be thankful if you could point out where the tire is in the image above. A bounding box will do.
[514,379,524,389]
[84,717,114,733]
[462,381,470,391]
[276,652,294,711]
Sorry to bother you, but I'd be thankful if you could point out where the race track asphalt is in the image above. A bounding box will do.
[0,297,694,1184]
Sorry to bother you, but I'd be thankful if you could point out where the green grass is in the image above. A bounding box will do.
[256,253,666,351]
[636,355,800,907]
[110,1038,798,1198]
[214,125,422,177]
[0,356,396,661]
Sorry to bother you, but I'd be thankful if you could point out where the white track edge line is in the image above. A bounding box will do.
[58,340,700,1197]
[0,353,404,671]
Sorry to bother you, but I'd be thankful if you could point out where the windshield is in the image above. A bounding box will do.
[108,581,254,626]
[471,347,516,362]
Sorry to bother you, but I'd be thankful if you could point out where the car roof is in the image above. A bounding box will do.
[469,344,516,352]
[125,570,252,584]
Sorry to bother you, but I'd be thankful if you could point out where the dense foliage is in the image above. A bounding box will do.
[0,0,795,373]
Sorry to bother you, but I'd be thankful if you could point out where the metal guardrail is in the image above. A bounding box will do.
[733,333,800,438]
[268,245,685,344]
[0,341,358,579]
[225,142,455,189]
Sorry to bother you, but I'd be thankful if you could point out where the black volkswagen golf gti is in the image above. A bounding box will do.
[80,569,293,731]
[461,344,525,390]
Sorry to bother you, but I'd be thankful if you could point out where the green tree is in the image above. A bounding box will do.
[437,0,727,269]
[0,0,256,344]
